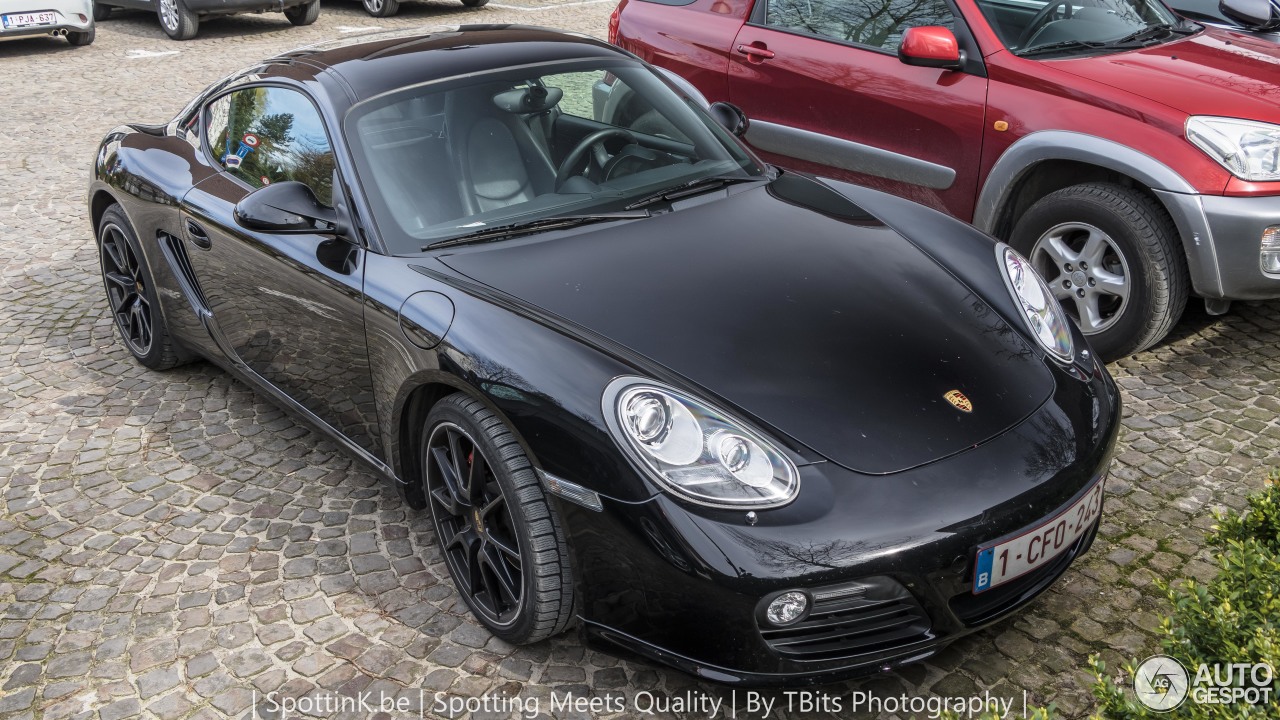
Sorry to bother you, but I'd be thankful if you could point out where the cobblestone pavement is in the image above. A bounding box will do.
[2,6,1279,720]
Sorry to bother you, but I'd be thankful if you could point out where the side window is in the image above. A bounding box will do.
[541,70,691,142]
[204,86,335,205]
[765,0,957,52]
[540,71,602,121]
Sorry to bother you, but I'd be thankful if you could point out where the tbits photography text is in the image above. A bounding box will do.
[251,686,1031,719]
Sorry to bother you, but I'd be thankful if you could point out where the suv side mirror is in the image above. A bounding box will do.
[709,101,749,137]
[898,26,966,70]
[234,181,339,235]
[1219,0,1280,30]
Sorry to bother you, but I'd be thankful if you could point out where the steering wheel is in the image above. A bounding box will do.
[1019,0,1074,48]
[555,128,636,190]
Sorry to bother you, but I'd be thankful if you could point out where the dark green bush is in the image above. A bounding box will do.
[1090,471,1280,719]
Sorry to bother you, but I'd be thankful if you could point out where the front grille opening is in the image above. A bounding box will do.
[759,577,933,662]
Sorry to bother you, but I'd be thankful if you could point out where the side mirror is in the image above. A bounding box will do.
[898,26,966,71]
[708,101,749,138]
[234,181,339,235]
[1219,0,1280,30]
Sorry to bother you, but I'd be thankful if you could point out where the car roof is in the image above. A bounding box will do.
[273,24,626,101]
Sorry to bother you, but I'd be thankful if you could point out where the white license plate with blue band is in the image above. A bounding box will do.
[973,477,1104,594]
[2,11,57,27]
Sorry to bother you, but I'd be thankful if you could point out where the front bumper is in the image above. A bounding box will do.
[1159,190,1280,300]
[560,356,1121,686]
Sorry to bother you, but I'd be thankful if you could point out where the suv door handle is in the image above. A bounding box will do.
[736,43,776,61]
[186,219,212,250]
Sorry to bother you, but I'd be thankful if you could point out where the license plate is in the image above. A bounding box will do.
[2,11,57,28]
[973,477,1104,594]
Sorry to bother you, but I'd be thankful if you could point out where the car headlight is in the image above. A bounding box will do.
[602,377,799,509]
[998,244,1074,362]
[1186,116,1280,182]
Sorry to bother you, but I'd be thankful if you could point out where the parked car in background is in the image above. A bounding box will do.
[355,0,486,18]
[1167,0,1279,41]
[613,0,1280,360]
[87,25,1120,685]
[93,0,319,40]
[1,0,94,45]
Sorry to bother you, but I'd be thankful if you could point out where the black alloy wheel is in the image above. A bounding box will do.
[422,394,574,643]
[98,205,182,369]
[428,419,525,627]
[101,223,154,357]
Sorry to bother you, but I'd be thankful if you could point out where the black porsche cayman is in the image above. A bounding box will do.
[88,25,1120,685]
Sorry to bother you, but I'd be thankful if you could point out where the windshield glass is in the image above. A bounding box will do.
[974,0,1182,55]
[344,58,765,254]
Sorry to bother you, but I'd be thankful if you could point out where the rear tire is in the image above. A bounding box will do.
[98,205,184,371]
[92,2,111,21]
[361,0,399,16]
[1010,182,1187,362]
[67,27,95,45]
[421,393,574,644]
[284,0,320,25]
[158,0,198,40]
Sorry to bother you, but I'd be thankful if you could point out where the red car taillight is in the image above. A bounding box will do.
[608,4,621,45]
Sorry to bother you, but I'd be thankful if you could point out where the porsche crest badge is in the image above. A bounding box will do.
[944,389,973,413]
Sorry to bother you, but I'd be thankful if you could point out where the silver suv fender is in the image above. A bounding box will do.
[975,130,1223,298]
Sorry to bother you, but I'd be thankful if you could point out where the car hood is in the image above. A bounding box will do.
[1050,27,1280,121]
[440,174,1056,475]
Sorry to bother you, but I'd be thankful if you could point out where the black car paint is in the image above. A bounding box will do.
[440,172,1057,475]
[88,25,1119,685]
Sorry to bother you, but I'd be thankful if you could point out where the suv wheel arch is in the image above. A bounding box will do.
[977,132,1221,299]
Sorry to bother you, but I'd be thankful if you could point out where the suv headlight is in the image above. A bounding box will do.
[602,377,799,509]
[998,244,1074,362]
[1186,116,1280,182]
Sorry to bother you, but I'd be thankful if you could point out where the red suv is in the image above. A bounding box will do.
[612,0,1280,360]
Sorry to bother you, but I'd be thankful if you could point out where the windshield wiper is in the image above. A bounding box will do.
[423,210,650,251]
[1104,22,1192,47]
[623,174,761,211]
[1018,38,1108,57]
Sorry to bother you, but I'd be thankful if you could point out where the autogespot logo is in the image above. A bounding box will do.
[1135,655,1190,711]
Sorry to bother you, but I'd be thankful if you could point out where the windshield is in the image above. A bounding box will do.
[975,0,1184,55]
[344,58,765,254]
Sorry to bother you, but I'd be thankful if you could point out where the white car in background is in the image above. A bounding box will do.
[0,0,94,44]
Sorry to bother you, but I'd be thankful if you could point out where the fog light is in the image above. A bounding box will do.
[1262,226,1280,274]
[766,591,808,626]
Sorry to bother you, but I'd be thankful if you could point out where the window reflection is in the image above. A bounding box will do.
[766,0,957,51]
[205,87,335,205]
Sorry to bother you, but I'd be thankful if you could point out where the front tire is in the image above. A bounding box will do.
[284,0,320,25]
[157,0,198,40]
[92,2,111,20]
[66,27,95,45]
[421,394,574,644]
[361,0,399,16]
[98,205,183,370]
[1010,182,1187,362]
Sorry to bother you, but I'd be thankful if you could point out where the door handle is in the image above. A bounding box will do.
[736,43,776,62]
[186,219,212,250]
